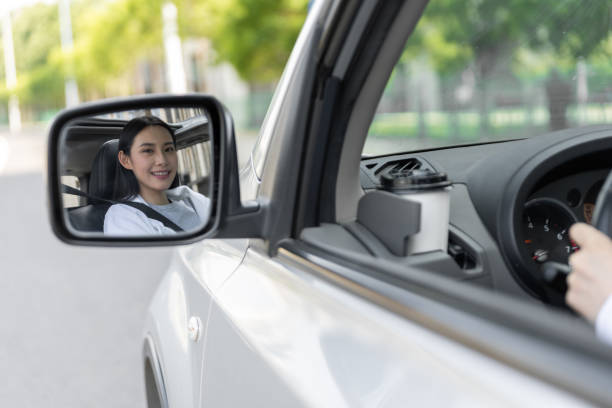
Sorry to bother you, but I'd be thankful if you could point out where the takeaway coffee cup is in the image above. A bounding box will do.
[381,168,452,255]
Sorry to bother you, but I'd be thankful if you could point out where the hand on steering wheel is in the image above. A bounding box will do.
[542,170,612,313]
[563,170,612,344]
[566,223,612,323]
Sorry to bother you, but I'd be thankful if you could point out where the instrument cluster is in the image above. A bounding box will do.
[516,170,607,297]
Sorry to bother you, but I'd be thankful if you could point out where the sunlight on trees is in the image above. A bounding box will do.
[0,0,308,121]
[0,0,610,128]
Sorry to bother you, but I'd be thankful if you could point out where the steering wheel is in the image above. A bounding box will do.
[592,170,612,236]
[541,170,612,292]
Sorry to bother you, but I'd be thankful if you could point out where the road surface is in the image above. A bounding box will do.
[0,126,173,407]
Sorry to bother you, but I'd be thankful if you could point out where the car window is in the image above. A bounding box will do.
[61,175,81,208]
[177,141,211,194]
[363,0,612,156]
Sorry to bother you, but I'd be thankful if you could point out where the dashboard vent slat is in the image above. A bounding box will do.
[360,156,435,189]
[375,158,421,176]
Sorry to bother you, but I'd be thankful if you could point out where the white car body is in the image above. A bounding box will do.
[84,0,612,406]
[144,239,589,407]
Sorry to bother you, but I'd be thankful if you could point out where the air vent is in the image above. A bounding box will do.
[375,158,421,176]
[360,156,434,189]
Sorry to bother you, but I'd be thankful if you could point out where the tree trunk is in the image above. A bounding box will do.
[545,73,572,131]
[477,80,490,136]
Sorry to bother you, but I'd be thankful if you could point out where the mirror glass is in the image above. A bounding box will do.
[59,106,213,238]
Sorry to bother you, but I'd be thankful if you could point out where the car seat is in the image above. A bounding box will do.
[67,139,118,231]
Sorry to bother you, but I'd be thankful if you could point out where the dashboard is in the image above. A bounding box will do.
[359,124,612,309]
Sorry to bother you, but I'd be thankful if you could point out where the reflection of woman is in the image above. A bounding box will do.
[104,116,209,235]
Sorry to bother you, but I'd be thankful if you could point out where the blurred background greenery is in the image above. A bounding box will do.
[1,0,612,152]
[0,0,308,129]
[365,0,612,154]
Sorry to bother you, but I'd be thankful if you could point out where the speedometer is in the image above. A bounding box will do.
[522,198,578,303]
[521,198,579,294]
[521,198,578,304]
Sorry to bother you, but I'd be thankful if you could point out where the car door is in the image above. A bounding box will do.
[202,242,596,407]
[199,0,612,405]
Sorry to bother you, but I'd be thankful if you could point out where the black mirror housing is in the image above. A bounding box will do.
[47,94,263,246]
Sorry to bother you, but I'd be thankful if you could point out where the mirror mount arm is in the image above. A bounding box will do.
[216,200,266,239]
[213,105,267,239]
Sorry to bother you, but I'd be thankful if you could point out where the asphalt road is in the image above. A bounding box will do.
[0,126,174,407]
[0,126,257,407]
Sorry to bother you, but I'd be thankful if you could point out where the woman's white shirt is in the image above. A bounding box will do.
[596,294,612,345]
[103,186,210,236]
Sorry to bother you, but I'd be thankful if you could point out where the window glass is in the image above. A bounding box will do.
[61,175,81,208]
[178,141,211,194]
[364,0,612,156]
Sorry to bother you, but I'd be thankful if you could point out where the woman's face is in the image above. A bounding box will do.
[119,125,178,198]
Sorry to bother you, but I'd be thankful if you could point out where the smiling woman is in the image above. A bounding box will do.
[114,117,180,204]
[104,116,210,236]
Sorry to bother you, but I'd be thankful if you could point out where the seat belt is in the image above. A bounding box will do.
[62,185,184,232]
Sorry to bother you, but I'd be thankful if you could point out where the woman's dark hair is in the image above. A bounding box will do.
[112,115,179,200]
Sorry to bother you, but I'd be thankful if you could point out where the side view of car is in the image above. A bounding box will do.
[46,0,612,406]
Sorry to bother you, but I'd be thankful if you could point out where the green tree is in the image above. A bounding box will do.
[0,4,64,118]
[1,0,310,122]
[184,0,308,83]
[1,0,169,113]
[402,0,612,131]
[68,0,166,95]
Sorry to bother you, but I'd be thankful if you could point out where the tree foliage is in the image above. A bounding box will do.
[0,4,64,108]
[0,0,309,114]
[69,0,166,90]
[1,0,609,118]
[404,0,612,79]
[180,0,308,83]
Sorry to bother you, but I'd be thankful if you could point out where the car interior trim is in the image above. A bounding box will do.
[354,190,421,256]
[319,0,360,68]
[317,0,412,223]
[330,0,378,79]
[293,0,371,234]
[293,75,342,235]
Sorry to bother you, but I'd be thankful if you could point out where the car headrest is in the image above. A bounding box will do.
[89,139,118,200]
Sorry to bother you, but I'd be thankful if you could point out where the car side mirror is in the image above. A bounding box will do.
[47,94,263,245]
